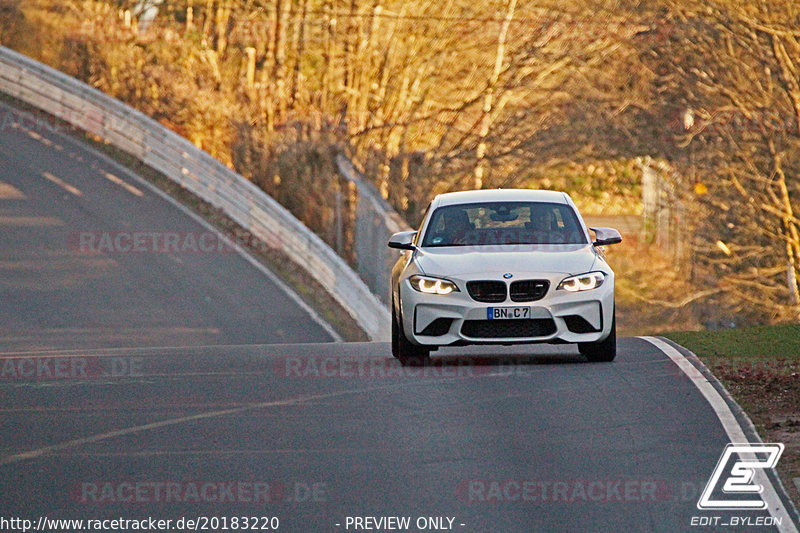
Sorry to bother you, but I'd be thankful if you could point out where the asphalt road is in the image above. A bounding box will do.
[1,341,797,532]
[0,101,335,350]
[0,100,798,532]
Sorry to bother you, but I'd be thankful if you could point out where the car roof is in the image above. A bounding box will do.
[432,189,569,207]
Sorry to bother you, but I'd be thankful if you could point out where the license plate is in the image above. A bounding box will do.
[487,307,530,320]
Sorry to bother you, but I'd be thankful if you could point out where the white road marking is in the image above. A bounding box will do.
[102,171,143,197]
[0,404,251,465]
[0,376,485,466]
[0,182,26,199]
[641,336,799,533]
[26,130,53,146]
[42,172,83,197]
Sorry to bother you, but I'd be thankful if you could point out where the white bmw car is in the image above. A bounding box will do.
[388,189,622,365]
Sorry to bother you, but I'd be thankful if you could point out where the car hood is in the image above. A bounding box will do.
[415,244,597,277]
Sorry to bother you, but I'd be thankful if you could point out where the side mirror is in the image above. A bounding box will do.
[590,227,622,246]
[388,230,417,250]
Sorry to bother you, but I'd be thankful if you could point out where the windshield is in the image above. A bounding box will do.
[421,201,587,247]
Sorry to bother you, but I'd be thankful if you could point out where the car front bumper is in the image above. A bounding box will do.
[399,273,614,346]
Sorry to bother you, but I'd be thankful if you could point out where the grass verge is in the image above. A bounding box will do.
[663,325,800,508]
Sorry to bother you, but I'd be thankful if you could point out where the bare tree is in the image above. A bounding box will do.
[473,0,516,189]
[655,0,800,318]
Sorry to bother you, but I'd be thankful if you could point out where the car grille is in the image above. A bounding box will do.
[461,319,556,338]
[466,281,507,303]
[509,280,549,302]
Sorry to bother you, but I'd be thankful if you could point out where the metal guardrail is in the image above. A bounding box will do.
[0,46,389,341]
[335,155,411,304]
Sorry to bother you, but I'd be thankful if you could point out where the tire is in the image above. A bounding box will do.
[392,295,430,366]
[578,311,616,362]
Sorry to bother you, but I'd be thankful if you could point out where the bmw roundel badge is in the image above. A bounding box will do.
[503,273,513,279]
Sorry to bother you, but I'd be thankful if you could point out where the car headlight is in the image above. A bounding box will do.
[408,275,459,295]
[557,272,605,292]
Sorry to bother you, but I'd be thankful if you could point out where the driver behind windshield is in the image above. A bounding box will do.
[422,202,586,247]
[442,208,474,245]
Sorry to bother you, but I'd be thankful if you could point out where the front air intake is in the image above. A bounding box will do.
[461,319,557,338]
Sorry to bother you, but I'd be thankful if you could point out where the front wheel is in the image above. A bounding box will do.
[578,312,616,362]
[392,296,430,366]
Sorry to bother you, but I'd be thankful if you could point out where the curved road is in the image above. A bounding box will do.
[0,100,797,532]
[0,101,335,350]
